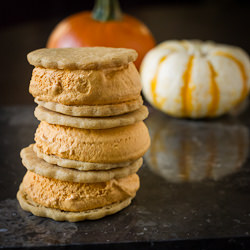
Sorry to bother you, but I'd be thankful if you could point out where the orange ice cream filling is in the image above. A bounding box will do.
[35,121,151,163]
[21,171,140,212]
[29,63,142,106]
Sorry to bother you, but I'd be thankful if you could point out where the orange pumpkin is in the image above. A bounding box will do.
[47,0,156,69]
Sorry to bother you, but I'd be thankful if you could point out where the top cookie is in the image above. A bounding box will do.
[27,47,138,70]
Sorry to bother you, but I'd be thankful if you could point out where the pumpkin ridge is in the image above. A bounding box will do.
[215,51,248,105]
[150,56,167,109]
[180,40,189,50]
[181,56,194,117]
[207,62,219,117]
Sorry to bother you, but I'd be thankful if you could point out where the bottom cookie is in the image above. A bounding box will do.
[17,188,133,222]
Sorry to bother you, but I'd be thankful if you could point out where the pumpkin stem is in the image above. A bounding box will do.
[92,0,123,22]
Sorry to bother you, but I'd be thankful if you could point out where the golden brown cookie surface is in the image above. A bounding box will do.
[17,189,133,222]
[34,105,148,129]
[35,97,143,117]
[21,144,143,183]
[27,47,138,70]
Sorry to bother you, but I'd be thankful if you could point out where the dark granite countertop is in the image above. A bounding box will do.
[0,104,250,249]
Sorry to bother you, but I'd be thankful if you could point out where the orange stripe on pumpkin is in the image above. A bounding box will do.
[215,51,248,105]
[151,56,167,109]
[181,56,194,116]
[207,62,220,117]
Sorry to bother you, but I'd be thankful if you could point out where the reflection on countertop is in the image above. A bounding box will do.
[1,106,250,247]
[145,107,249,183]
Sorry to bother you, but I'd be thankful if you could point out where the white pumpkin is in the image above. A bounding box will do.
[141,40,250,118]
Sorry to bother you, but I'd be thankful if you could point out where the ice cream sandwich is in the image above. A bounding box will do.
[17,47,150,222]
[28,47,143,117]
[18,171,139,222]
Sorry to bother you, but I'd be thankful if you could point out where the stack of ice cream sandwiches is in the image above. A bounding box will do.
[17,47,151,222]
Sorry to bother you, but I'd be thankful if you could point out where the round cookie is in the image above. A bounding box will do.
[35,98,143,117]
[17,190,132,222]
[27,47,138,70]
[28,48,142,114]
[33,144,136,170]
[35,121,151,163]
[34,105,149,129]
[21,145,143,183]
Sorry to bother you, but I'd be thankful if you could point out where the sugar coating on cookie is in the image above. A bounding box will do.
[27,47,138,70]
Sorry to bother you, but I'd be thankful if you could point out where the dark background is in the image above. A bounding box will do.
[0,0,250,105]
